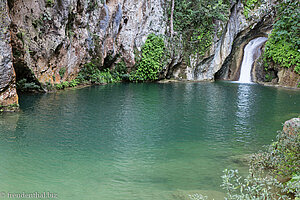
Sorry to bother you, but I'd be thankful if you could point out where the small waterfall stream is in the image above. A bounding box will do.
[238,37,268,83]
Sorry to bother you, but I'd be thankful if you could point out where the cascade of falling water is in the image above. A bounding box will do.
[238,37,268,83]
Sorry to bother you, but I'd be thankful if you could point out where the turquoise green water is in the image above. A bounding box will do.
[0,82,299,199]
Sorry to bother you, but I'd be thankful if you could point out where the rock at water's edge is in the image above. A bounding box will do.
[283,118,300,136]
[0,0,18,111]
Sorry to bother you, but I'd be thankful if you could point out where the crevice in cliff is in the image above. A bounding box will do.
[215,13,273,81]
[103,54,119,70]
[13,61,43,93]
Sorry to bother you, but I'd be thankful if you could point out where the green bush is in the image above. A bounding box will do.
[221,169,287,200]
[16,78,41,92]
[45,0,54,7]
[172,0,230,57]
[250,132,299,178]
[130,34,165,82]
[76,62,120,84]
[55,81,69,90]
[68,79,79,87]
[265,73,272,82]
[59,67,66,79]
[243,0,260,18]
[55,83,64,90]
[55,60,125,90]
[263,0,300,74]
[112,60,128,81]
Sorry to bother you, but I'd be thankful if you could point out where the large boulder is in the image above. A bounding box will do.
[283,118,300,136]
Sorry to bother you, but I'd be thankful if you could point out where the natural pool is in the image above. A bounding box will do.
[0,82,299,199]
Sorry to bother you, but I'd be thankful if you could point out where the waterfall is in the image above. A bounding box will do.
[238,37,268,83]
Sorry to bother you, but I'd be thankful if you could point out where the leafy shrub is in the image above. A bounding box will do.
[250,131,300,179]
[243,0,261,18]
[45,0,54,7]
[221,169,288,200]
[172,0,230,57]
[55,60,125,90]
[68,79,79,87]
[130,34,165,82]
[76,62,119,84]
[0,103,19,112]
[59,67,66,79]
[55,81,69,90]
[113,60,128,81]
[265,73,272,82]
[55,83,64,90]
[16,78,41,92]
[263,0,300,74]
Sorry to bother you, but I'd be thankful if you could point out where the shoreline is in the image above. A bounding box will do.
[1,79,299,113]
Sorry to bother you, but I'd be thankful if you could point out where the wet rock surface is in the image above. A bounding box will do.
[0,0,18,110]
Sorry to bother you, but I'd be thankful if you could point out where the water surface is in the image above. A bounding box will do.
[0,82,299,199]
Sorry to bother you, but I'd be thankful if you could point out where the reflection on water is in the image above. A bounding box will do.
[236,84,252,119]
[235,84,254,137]
[0,82,299,200]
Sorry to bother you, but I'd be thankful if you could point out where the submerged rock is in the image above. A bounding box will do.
[172,189,225,200]
[229,154,252,167]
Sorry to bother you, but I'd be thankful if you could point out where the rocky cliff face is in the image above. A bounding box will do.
[9,0,166,85]
[184,0,274,81]
[0,0,18,111]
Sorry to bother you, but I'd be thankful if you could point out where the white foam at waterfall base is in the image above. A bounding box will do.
[237,37,268,83]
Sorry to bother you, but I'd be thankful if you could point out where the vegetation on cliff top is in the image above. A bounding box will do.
[242,0,261,18]
[264,0,300,75]
[171,0,230,57]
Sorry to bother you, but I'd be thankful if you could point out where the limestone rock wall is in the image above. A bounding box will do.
[0,0,18,110]
[185,0,274,81]
[277,67,300,88]
[8,0,166,85]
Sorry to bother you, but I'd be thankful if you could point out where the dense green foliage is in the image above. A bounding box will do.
[59,67,66,79]
[76,63,119,84]
[55,61,125,90]
[264,0,300,74]
[251,131,299,180]
[0,103,19,112]
[55,79,80,90]
[172,0,229,56]
[16,78,42,92]
[130,34,165,82]
[114,60,129,81]
[243,0,261,18]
